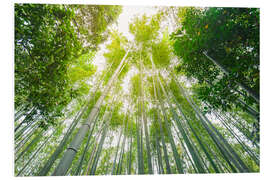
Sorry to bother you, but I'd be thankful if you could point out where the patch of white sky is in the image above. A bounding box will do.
[92,6,158,96]
[92,6,158,68]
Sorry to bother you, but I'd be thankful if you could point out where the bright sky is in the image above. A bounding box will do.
[92,6,158,97]
[92,6,158,72]
[117,6,158,40]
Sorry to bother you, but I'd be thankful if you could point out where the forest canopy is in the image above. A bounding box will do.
[14,4,260,176]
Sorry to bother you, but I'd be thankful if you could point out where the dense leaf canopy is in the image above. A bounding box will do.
[14,5,260,177]
[171,7,259,112]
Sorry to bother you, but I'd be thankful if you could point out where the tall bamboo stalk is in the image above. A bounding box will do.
[52,49,130,176]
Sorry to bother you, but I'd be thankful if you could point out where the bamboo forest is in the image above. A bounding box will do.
[14,4,260,176]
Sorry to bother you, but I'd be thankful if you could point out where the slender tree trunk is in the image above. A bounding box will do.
[15,117,38,141]
[116,132,126,175]
[173,125,197,173]
[38,68,112,176]
[104,136,114,175]
[38,101,88,176]
[151,73,171,174]
[155,132,164,174]
[15,129,44,163]
[15,105,28,121]
[73,113,101,175]
[17,129,56,176]
[155,75,186,173]
[173,75,239,172]
[140,113,144,174]
[112,127,123,175]
[15,106,30,123]
[205,79,259,119]
[85,126,104,175]
[15,124,39,152]
[85,140,98,175]
[52,49,129,176]
[171,73,250,172]
[73,96,117,175]
[202,109,250,172]
[128,135,133,175]
[237,99,259,118]
[166,81,221,173]
[139,55,153,174]
[224,112,259,147]
[118,115,129,175]
[182,110,221,173]
[15,107,35,132]
[135,98,143,174]
[212,110,259,166]
[90,123,108,175]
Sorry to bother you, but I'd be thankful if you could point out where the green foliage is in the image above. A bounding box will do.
[14,6,260,176]
[130,74,141,99]
[70,5,123,51]
[129,48,151,68]
[152,30,172,68]
[15,4,84,126]
[103,31,130,84]
[129,13,173,69]
[129,14,161,45]
[171,7,259,112]
[126,117,137,137]
[109,102,125,129]
[148,108,170,143]
[15,4,122,128]
[68,52,96,84]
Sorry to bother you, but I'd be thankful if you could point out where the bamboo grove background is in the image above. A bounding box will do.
[14,4,260,176]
